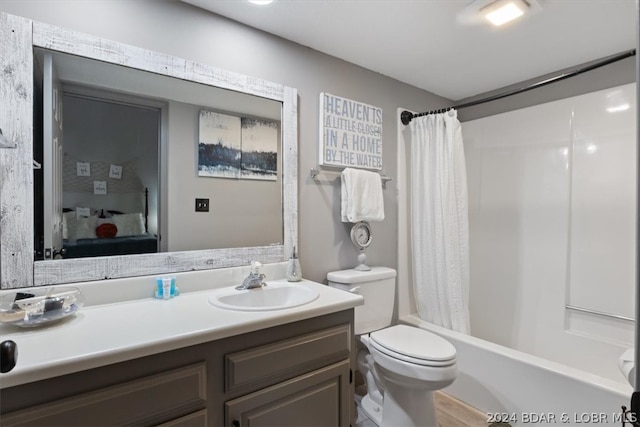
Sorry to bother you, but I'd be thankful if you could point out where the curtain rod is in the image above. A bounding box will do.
[400,49,637,126]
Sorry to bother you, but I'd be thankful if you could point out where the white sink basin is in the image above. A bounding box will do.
[208,282,319,311]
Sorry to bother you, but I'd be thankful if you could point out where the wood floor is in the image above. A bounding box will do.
[354,371,493,426]
[435,391,492,427]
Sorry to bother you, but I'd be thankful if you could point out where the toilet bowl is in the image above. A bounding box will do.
[360,325,457,426]
[327,267,457,427]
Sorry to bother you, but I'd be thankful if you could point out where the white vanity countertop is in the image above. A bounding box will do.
[0,267,363,389]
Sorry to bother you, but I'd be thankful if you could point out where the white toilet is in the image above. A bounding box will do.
[327,267,457,427]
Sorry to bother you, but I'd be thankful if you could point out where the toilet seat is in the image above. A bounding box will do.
[369,325,456,367]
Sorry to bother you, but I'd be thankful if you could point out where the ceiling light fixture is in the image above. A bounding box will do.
[248,0,274,5]
[481,0,530,26]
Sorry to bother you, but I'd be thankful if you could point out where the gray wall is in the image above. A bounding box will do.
[1,0,450,283]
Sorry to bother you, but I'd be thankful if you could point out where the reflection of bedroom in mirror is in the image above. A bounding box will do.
[33,51,160,260]
[62,93,159,259]
[60,93,159,259]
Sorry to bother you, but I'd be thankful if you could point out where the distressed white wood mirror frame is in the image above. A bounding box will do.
[0,13,298,288]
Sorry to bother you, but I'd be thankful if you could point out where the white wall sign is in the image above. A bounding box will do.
[76,206,91,218]
[93,180,107,195]
[76,162,90,177]
[319,93,383,170]
[109,164,123,179]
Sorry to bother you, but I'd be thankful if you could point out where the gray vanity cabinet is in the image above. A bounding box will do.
[0,310,354,426]
[223,324,352,427]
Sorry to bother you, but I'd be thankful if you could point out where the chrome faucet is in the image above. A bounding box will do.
[236,261,266,290]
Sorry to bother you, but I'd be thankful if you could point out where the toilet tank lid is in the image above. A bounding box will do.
[327,266,396,284]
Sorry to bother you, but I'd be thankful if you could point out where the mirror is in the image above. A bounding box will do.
[0,13,297,288]
[33,48,284,259]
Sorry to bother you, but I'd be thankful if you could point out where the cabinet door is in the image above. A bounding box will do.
[1,363,207,426]
[226,360,350,427]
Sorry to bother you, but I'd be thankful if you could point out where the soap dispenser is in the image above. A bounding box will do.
[287,246,302,282]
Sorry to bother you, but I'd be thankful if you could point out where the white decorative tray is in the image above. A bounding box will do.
[0,287,84,327]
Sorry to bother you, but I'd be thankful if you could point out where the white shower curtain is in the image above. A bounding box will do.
[409,110,470,334]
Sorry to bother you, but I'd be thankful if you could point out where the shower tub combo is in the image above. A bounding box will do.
[397,81,636,424]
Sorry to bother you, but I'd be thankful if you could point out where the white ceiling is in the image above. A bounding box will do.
[182,0,637,101]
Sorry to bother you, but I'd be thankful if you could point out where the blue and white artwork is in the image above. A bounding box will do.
[240,118,278,181]
[198,111,242,178]
[199,110,279,181]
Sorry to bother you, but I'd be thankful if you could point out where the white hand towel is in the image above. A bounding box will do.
[341,168,385,222]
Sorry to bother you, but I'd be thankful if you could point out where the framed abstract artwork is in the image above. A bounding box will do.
[198,111,278,181]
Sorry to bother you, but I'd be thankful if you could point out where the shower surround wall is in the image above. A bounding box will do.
[461,83,636,383]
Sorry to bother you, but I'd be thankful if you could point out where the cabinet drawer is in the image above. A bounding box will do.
[225,324,350,393]
[2,363,207,426]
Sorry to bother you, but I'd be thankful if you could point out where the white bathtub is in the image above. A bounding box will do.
[401,314,632,426]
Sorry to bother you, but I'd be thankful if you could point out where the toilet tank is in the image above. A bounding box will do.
[327,267,397,335]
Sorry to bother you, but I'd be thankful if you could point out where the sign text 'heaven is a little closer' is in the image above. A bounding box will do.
[319,93,383,170]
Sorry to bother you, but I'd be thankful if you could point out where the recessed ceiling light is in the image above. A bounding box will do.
[457,0,539,27]
[481,0,529,26]
[248,0,274,5]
